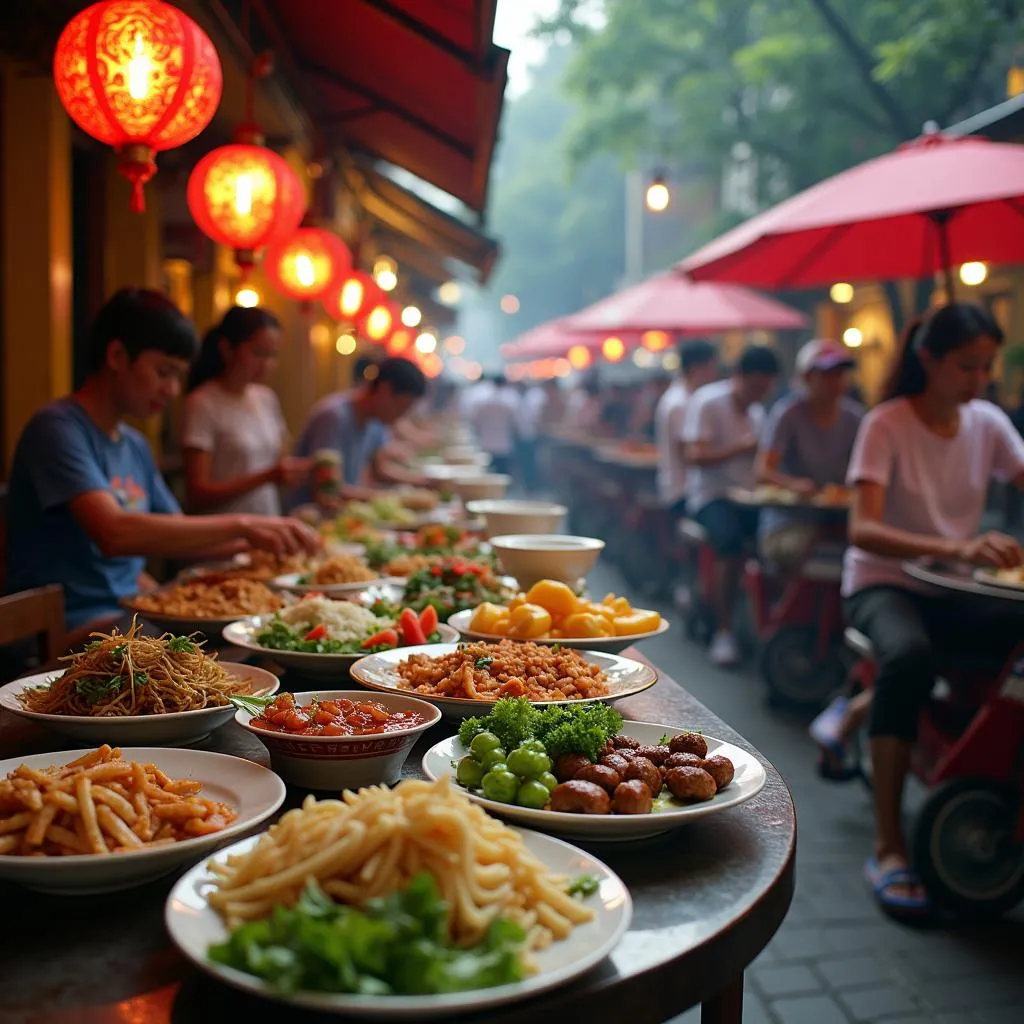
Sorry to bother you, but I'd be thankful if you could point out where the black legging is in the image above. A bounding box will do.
[844,585,1022,742]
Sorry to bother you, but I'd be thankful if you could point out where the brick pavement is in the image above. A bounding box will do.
[582,563,1024,1024]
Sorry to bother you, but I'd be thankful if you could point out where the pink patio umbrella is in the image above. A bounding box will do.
[678,130,1024,296]
[508,273,806,360]
[501,319,578,361]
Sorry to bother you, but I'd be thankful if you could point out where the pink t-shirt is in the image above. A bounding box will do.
[842,398,1024,596]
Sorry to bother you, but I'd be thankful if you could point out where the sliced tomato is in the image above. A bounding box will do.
[399,607,427,645]
[418,604,439,637]
[303,624,328,641]
[361,628,399,650]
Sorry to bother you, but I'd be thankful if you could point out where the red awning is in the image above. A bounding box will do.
[250,0,507,213]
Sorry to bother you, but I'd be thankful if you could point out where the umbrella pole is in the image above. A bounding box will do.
[932,210,955,302]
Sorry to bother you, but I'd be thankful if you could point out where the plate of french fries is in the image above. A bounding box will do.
[0,745,285,893]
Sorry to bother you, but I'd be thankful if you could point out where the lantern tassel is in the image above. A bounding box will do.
[129,179,147,214]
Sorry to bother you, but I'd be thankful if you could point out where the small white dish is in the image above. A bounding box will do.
[349,644,657,720]
[465,500,568,538]
[489,534,604,590]
[422,722,767,842]
[0,664,279,746]
[450,474,512,502]
[234,689,442,789]
[271,571,391,596]
[222,617,460,680]
[165,826,631,1019]
[0,747,285,894]
[446,610,670,655]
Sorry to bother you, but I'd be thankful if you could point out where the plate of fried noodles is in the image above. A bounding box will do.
[0,620,279,746]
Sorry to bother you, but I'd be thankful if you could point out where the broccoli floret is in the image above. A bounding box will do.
[534,703,624,761]
[456,697,542,750]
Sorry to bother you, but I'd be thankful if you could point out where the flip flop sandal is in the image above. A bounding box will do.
[864,856,931,921]
[810,697,860,779]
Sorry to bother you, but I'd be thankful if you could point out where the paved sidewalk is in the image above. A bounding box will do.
[583,563,1024,1024]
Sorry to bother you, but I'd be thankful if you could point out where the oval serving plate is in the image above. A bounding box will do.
[0,663,279,746]
[348,644,657,721]
[423,721,766,842]
[165,826,631,1020]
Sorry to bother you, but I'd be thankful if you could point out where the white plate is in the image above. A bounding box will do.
[422,722,767,841]
[222,617,461,680]
[349,644,657,720]
[165,827,631,1019]
[973,567,1024,591]
[446,610,670,655]
[272,572,392,596]
[0,664,280,746]
[0,748,285,894]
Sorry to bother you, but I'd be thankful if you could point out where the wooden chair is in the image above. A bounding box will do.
[0,585,66,672]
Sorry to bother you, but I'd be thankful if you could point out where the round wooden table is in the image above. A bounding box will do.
[0,645,795,1024]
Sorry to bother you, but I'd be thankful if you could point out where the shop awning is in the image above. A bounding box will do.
[355,165,500,283]
[247,0,508,212]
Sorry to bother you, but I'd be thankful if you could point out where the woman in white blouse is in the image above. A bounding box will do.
[183,306,311,515]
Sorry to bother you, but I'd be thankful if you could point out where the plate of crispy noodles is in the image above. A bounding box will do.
[272,552,391,597]
[121,576,285,633]
[165,776,631,1018]
[0,621,279,745]
[349,641,657,720]
[0,744,285,894]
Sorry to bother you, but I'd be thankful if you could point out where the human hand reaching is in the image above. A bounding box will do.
[239,516,322,557]
[956,531,1023,569]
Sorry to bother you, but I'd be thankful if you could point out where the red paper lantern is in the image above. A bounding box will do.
[322,270,380,322]
[264,227,351,302]
[187,140,306,272]
[54,0,222,212]
[361,302,395,344]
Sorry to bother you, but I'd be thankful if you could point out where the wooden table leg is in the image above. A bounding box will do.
[701,974,743,1024]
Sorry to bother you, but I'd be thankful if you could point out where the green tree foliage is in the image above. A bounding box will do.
[469,45,627,346]
[541,0,1023,200]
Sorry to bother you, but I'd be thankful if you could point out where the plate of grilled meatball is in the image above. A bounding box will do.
[421,721,768,841]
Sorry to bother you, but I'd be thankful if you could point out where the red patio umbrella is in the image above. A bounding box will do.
[562,271,806,348]
[501,319,577,361]
[679,130,1024,296]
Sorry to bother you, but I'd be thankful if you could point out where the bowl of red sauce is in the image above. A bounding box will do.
[235,690,441,790]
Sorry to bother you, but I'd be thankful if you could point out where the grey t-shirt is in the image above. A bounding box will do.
[759,393,863,537]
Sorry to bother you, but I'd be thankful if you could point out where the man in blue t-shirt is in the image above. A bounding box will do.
[6,288,319,633]
[295,356,429,505]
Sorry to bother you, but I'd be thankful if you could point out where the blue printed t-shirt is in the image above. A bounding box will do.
[294,393,389,500]
[5,398,179,629]
[758,392,862,538]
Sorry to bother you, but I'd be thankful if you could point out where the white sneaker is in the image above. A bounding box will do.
[709,631,740,667]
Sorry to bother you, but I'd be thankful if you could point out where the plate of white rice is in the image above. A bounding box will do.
[223,596,458,680]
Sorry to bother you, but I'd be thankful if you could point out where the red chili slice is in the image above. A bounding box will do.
[303,625,328,641]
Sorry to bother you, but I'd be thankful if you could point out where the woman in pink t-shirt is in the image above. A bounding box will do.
[815,303,1024,921]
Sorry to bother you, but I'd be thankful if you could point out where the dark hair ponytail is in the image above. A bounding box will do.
[883,302,1003,401]
[187,306,280,392]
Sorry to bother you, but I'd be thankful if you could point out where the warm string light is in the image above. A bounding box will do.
[602,336,625,362]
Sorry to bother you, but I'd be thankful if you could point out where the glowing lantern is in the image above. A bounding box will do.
[567,345,592,370]
[387,328,415,355]
[322,271,379,322]
[54,1,222,212]
[361,303,394,343]
[420,353,444,378]
[642,330,670,352]
[265,227,351,302]
[187,137,306,273]
[602,336,626,362]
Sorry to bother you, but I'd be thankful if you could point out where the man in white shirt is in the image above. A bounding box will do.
[683,345,781,666]
[468,375,520,475]
[655,339,718,515]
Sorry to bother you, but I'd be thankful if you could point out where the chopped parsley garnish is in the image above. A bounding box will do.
[566,874,600,898]
[167,635,197,653]
[475,656,494,669]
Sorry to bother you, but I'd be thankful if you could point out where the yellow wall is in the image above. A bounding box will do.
[1,64,72,471]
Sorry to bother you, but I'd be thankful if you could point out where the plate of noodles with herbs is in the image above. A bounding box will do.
[0,620,279,746]
[348,640,657,720]
[164,775,631,1019]
[121,576,286,633]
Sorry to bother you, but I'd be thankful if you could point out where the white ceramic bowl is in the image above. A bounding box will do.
[235,690,441,789]
[450,474,511,502]
[0,747,285,894]
[443,446,490,466]
[421,462,487,482]
[0,664,280,746]
[465,500,568,539]
[446,609,670,655]
[489,534,604,589]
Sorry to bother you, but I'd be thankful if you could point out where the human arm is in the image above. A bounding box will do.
[68,490,320,559]
[369,445,431,487]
